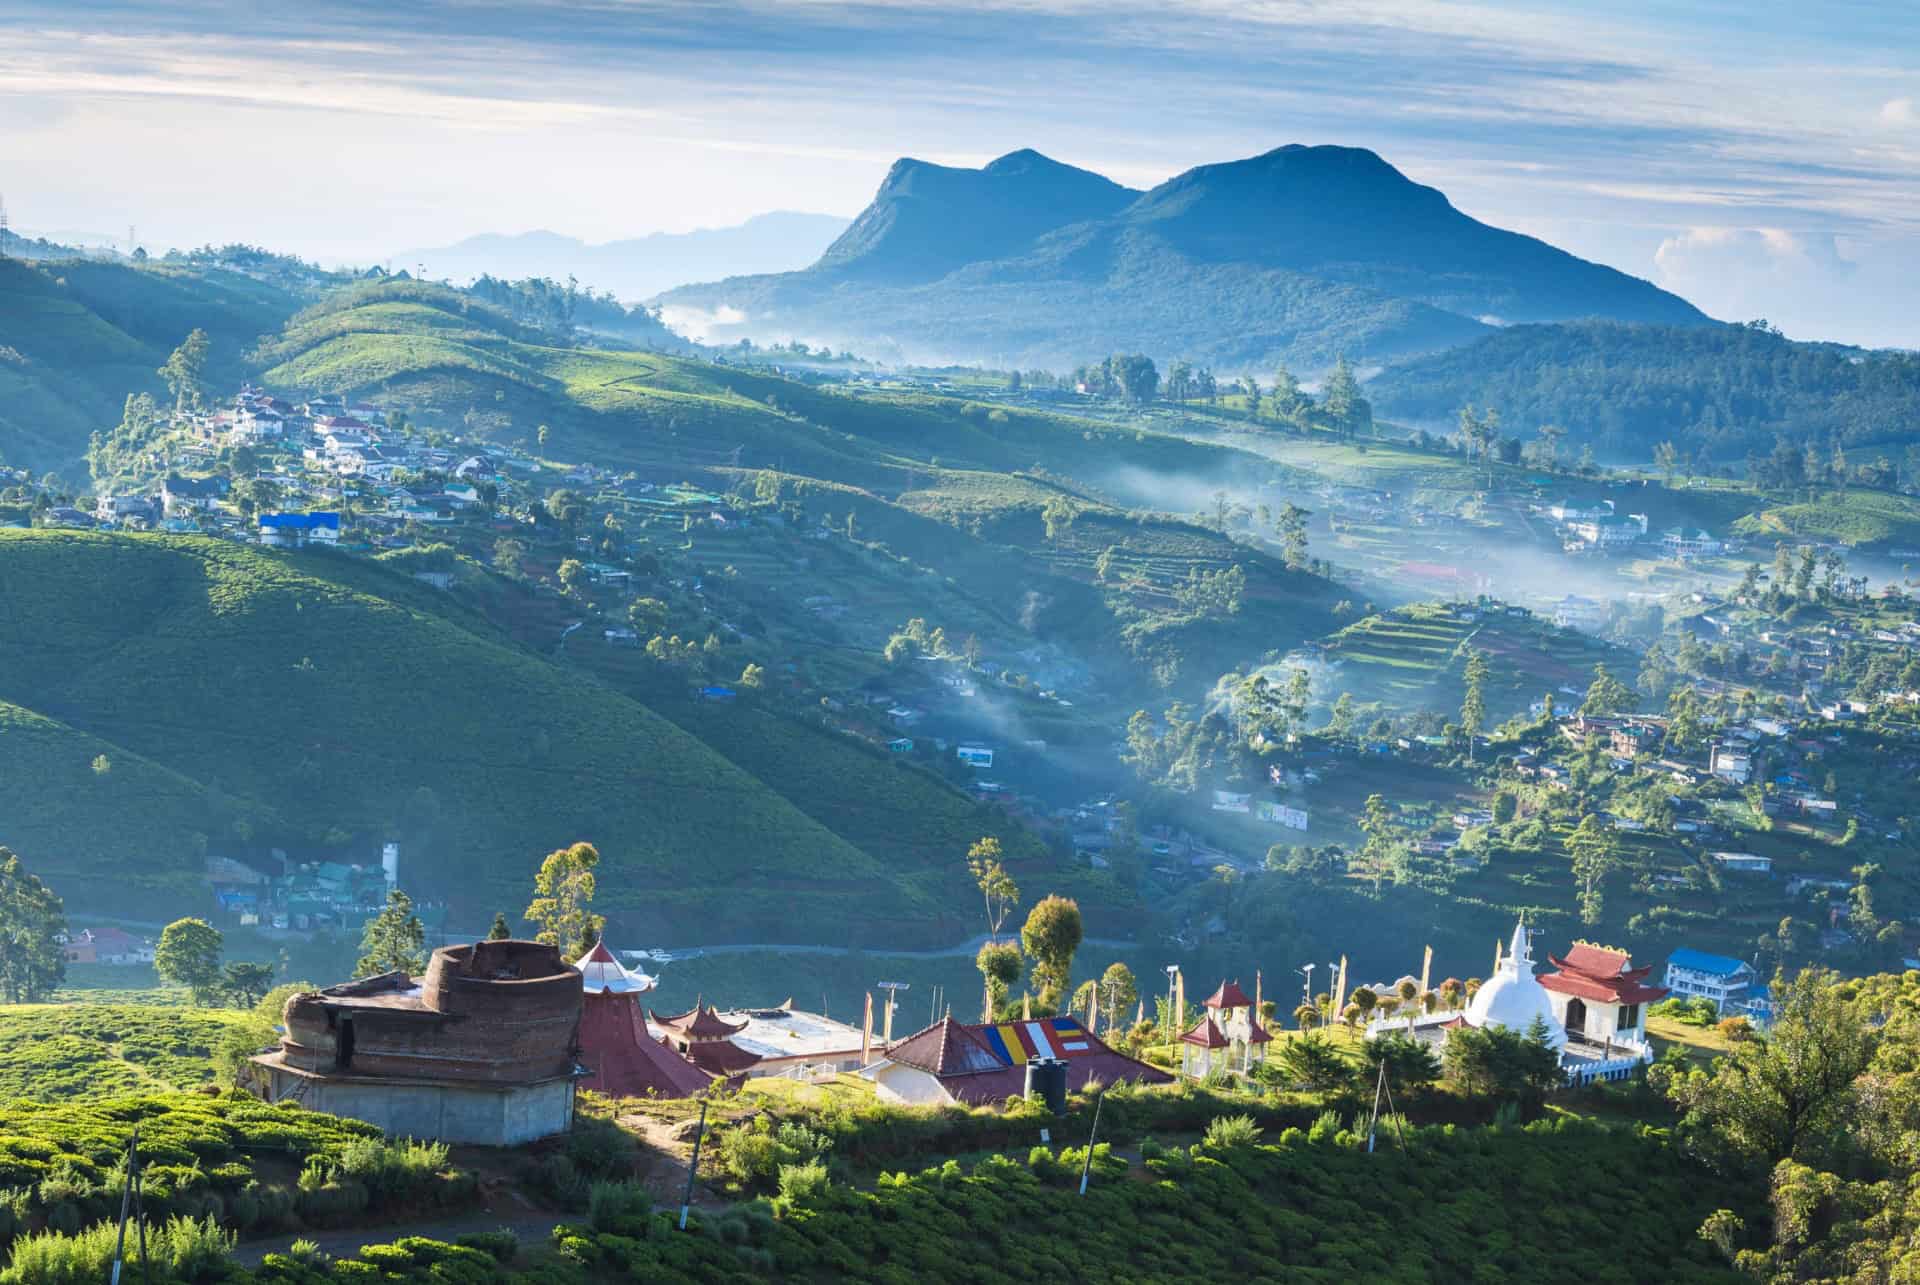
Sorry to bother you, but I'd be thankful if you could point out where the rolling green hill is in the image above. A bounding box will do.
[0,258,303,475]
[0,529,1002,944]
[1731,490,1920,548]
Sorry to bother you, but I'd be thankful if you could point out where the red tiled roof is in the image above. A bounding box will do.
[682,1038,763,1076]
[886,1016,1006,1077]
[1203,979,1253,1010]
[1540,943,1669,1005]
[652,1002,748,1041]
[1245,1015,1273,1045]
[577,990,711,1099]
[1559,943,1632,976]
[1179,1015,1231,1049]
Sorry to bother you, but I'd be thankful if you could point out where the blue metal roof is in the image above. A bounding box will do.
[260,512,341,530]
[1668,947,1749,976]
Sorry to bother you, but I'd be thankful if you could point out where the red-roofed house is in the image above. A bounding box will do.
[1538,942,1668,1050]
[865,1015,1170,1106]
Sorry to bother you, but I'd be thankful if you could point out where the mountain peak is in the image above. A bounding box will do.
[814,150,1139,284]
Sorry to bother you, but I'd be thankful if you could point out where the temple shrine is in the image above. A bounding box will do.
[573,941,710,1099]
[1538,942,1669,1052]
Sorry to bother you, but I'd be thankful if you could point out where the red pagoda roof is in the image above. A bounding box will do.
[1244,1015,1273,1045]
[651,1002,749,1041]
[577,989,710,1099]
[1539,942,1669,1005]
[1203,979,1254,1010]
[1179,1014,1231,1049]
[886,1016,1006,1077]
[680,1038,762,1076]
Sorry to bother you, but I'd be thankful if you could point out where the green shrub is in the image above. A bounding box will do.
[775,1160,829,1205]
[454,1228,518,1263]
[1202,1114,1264,1149]
[587,1179,651,1231]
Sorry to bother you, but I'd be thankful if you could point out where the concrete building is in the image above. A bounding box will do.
[251,939,582,1146]
[1663,948,1758,1011]
[1710,743,1753,785]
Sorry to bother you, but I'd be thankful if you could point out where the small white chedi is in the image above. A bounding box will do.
[1463,920,1568,1051]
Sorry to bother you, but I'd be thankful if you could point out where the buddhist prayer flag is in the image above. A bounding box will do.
[1420,945,1433,997]
[981,1016,1093,1064]
[1334,957,1348,1016]
[1022,992,1031,1020]
[862,992,873,1065]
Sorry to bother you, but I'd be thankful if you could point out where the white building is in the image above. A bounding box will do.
[1537,943,1665,1057]
[1711,851,1772,875]
[1709,744,1752,785]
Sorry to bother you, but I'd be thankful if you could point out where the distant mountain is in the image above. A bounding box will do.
[657,145,1709,371]
[398,211,850,301]
[1367,319,1920,460]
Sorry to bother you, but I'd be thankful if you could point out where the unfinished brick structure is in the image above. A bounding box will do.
[252,939,583,1145]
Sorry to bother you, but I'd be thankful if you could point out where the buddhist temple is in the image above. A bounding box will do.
[1539,942,1669,1052]
[1359,919,1665,1087]
[651,1001,765,1076]
[573,942,710,1099]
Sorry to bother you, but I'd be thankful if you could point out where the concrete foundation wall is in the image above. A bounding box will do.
[267,1070,574,1146]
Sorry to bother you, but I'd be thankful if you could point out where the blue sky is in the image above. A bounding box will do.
[2,0,1916,345]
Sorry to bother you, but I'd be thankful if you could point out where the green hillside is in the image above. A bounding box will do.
[0,530,983,944]
[1732,489,1920,547]
[1368,318,1920,460]
[0,258,302,474]
[1323,602,1633,720]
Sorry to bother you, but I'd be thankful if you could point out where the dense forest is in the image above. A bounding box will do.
[1368,320,1920,462]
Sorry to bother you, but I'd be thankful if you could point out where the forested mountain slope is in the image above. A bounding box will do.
[1368,320,1920,460]
[659,144,1706,371]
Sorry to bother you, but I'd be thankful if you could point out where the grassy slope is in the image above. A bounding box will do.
[1733,490,1920,547]
[0,1003,251,1100]
[0,530,961,943]
[0,259,301,474]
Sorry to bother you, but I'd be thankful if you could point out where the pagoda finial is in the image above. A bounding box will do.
[1507,919,1531,973]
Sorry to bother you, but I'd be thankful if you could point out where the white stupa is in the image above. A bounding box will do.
[1463,920,1567,1050]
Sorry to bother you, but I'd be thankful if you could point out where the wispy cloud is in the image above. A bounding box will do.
[0,0,1916,342]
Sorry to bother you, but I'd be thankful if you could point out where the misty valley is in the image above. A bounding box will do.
[3,26,1920,1282]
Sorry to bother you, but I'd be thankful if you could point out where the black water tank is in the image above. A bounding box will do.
[1025,1057,1068,1115]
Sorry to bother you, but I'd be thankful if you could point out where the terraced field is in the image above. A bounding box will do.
[1322,603,1630,719]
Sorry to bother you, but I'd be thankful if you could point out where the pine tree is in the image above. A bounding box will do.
[355,889,427,978]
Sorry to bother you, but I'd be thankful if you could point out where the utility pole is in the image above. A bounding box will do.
[1077,1090,1105,1195]
[110,1125,142,1285]
[678,1099,709,1231]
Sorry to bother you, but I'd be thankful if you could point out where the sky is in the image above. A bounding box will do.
[2,0,1917,347]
